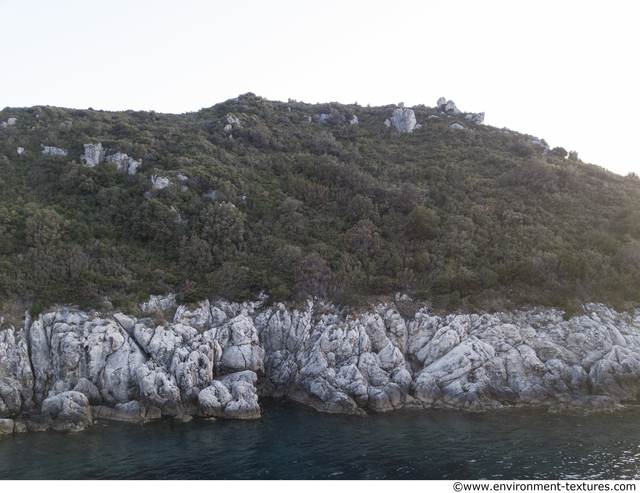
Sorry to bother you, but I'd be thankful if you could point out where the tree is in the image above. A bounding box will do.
[25,208,65,249]
[345,220,380,252]
[550,147,568,158]
[131,199,179,244]
[314,131,342,155]
[200,202,245,260]
[406,206,438,241]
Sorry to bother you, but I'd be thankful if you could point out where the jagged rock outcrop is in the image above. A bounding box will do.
[438,98,484,124]
[106,152,142,175]
[198,371,260,419]
[151,175,171,189]
[0,326,34,417]
[40,144,67,156]
[41,391,93,431]
[465,112,485,125]
[1,117,17,128]
[386,108,420,134]
[81,143,105,167]
[444,100,461,114]
[2,297,640,434]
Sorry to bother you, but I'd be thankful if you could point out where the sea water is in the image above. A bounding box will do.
[1,399,639,480]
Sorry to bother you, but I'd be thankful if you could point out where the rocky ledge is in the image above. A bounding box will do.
[1,295,640,434]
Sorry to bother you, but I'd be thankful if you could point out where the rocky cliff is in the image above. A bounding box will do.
[1,295,640,434]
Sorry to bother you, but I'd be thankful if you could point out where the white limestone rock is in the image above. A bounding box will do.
[40,144,68,156]
[28,309,146,407]
[41,391,93,430]
[106,152,142,175]
[437,97,447,107]
[350,115,358,125]
[389,108,418,133]
[198,371,260,419]
[139,294,176,314]
[151,175,171,189]
[450,123,465,130]
[226,114,242,126]
[1,118,17,128]
[444,100,461,115]
[0,326,34,416]
[218,314,265,373]
[465,112,485,125]
[16,147,25,154]
[81,143,105,167]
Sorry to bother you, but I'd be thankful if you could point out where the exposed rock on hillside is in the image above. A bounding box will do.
[151,175,171,189]
[40,144,67,156]
[465,112,485,125]
[386,108,420,133]
[106,152,142,175]
[1,118,17,128]
[2,297,640,433]
[438,97,484,124]
[81,143,105,167]
[444,100,461,115]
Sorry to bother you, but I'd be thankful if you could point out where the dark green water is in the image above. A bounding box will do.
[1,400,640,480]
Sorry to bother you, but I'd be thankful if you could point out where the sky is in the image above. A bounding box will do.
[2,0,638,176]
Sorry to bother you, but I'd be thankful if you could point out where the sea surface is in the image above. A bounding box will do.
[1,399,639,480]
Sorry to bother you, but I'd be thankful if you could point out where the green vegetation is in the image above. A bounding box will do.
[1,93,639,316]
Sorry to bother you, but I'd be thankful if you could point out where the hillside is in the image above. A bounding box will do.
[1,93,639,319]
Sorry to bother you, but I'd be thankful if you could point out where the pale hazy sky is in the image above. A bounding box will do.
[2,0,638,176]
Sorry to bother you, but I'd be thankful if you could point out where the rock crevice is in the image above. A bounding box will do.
[2,297,640,433]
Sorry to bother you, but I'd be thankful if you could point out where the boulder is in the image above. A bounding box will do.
[1,118,17,127]
[198,371,260,419]
[450,123,465,130]
[465,112,485,125]
[0,418,14,435]
[389,108,419,133]
[151,175,171,189]
[106,152,142,175]
[41,391,93,430]
[444,100,461,115]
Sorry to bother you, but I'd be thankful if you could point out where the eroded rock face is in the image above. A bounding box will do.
[106,152,141,175]
[2,298,640,433]
[151,175,171,189]
[81,143,105,167]
[40,145,67,156]
[41,391,93,431]
[198,371,260,419]
[0,326,34,416]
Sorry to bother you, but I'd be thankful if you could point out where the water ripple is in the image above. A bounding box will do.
[1,400,640,479]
